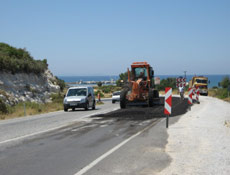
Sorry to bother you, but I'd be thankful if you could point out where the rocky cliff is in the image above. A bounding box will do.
[0,69,60,105]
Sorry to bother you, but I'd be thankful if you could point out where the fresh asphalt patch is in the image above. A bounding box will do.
[91,97,189,121]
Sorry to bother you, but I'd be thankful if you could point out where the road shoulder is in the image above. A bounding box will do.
[159,96,230,175]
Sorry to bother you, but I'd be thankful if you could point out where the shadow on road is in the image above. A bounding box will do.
[67,108,100,112]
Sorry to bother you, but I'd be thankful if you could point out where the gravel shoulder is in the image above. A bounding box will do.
[159,96,230,175]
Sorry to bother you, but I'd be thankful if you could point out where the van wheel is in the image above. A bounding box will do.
[92,101,96,110]
[112,100,115,104]
[85,102,89,110]
[64,107,68,112]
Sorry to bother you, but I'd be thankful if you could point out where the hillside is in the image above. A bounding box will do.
[0,43,62,107]
[0,43,47,74]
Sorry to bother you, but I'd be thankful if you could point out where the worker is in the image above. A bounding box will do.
[138,69,145,79]
[179,86,184,100]
[97,92,101,102]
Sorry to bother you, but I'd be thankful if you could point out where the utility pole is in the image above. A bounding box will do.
[184,71,187,79]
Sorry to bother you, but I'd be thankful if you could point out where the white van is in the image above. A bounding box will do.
[63,86,96,111]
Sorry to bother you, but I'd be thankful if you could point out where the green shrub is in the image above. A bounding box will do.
[55,77,66,92]
[97,81,102,87]
[51,93,63,103]
[0,43,48,74]
[217,88,228,99]
[220,76,230,89]
[0,99,8,114]
[116,72,129,87]
[156,78,177,91]
[97,85,118,94]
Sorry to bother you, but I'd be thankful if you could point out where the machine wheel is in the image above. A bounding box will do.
[153,90,159,98]
[120,89,128,109]
[148,90,154,107]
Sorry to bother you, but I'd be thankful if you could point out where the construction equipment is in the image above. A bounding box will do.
[189,76,209,96]
[120,62,159,108]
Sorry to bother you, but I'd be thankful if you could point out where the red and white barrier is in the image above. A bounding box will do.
[164,87,172,115]
[188,88,193,105]
[176,77,186,88]
[195,87,200,102]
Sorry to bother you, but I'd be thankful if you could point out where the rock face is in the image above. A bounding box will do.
[0,70,60,105]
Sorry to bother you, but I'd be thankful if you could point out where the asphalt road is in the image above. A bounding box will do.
[0,100,119,145]
[0,97,189,175]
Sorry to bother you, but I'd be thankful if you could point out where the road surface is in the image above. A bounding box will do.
[0,98,188,175]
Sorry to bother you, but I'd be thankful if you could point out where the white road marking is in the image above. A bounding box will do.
[100,124,108,128]
[0,107,119,145]
[74,121,158,175]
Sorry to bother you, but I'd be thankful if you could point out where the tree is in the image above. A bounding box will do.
[116,72,129,87]
[55,77,66,92]
[220,76,230,89]
[97,81,102,87]
[156,78,177,91]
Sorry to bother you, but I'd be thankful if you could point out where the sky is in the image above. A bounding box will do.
[0,0,229,76]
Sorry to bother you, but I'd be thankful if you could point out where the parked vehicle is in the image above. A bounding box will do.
[112,91,121,103]
[63,86,96,111]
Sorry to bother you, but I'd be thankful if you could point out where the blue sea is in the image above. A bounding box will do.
[58,75,230,88]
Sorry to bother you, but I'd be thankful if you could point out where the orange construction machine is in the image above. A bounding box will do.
[120,62,159,108]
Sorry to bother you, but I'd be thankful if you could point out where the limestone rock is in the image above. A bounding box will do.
[0,69,61,105]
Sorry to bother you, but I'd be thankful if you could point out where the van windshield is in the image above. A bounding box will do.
[67,88,87,97]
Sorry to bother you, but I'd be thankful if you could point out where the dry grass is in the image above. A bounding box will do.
[0,102,63,120]
[96,101,104,105]
[208,89,217,97]
[223,97,230,102]
[208,89,230,102]
[224,120,230,128]
[103,93,112,98]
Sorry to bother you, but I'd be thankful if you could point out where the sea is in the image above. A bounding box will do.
[58,75,230,88]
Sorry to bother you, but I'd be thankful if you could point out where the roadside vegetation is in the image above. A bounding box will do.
[208,76,230,102]
[0,43,48,74]
[94,85,122,98]
[0,93,65,120]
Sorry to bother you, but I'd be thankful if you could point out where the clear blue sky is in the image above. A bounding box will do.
[1,0,229,76]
